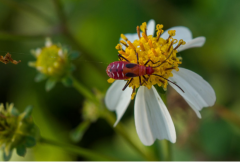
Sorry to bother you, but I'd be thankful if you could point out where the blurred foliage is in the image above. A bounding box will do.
[0,0,240,160]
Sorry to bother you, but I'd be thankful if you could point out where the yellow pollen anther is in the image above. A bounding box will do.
[137,26,141,39]
[156,24,163,31]
[127,41,136,50]
[151,48,157,56]
[179,39,186,45]
[140,22,147,33]
[168,30,176,37]
[131,86,136,99]
[148,39,153,48]
[131,92,136,100]
[172,39,178,44]
[139,42,145,51]
[121,34,128,41]
[167,38,176,52]
[118,50,127,56]
[174,39,186,50]
[107,78,115,83]
[115,44,122,50]
[142,32,148,41]
[120,40,128,47]
[156,30,164,42]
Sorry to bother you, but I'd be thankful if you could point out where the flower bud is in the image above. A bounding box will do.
[0,103,39,161]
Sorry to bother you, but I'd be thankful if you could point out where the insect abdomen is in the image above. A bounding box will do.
[106,61,129,79]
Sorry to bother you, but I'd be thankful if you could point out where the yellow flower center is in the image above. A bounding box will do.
[111,22,186,98]
[35,45,68,77]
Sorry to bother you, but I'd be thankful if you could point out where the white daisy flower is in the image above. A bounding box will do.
[105,20,216,146]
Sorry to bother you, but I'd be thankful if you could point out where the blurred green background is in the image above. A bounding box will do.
[0,0,240,160]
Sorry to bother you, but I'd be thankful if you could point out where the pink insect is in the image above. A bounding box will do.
[106,53,184,92]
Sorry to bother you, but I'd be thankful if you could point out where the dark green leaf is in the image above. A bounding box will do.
[24,136,36,147]
[70,120,90,143]
[61,76,73,87]
[16,145,26,157]
[35,73,47,82]
[69,51,80,60]
[11,107,19,116]
[22,105,33,119]
[45,79,57,91]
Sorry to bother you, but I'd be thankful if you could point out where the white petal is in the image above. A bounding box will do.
[177,37,206,52]
[135,86,176,146]
[105,80,132,126]
[147,19,155,36]
[169,68,216,118]
[161,26,192,43]
[161,26,206,51]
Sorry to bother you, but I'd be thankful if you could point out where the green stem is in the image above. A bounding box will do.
[159,140,172,161]
[102,110,157,161]
[72,76,97,103]
[40,137,117,160]
[160,93,173,161]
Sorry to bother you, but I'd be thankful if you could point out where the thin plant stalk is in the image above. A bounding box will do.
[40,137,117,161]
[160,93,173,161]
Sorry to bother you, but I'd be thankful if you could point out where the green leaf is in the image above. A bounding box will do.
[16,145,26,157]
[24,136,36,147]
[69,51,80,60]
[45,79,57,91]
[35,73,47,82]
[70,120,91,143]
[61,76,73,87]
[21,105,33,119]
[11,107,19,116]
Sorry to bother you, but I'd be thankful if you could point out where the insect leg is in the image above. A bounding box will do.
[139,76,142,85]
[118,54,130,62]
[142,75,148,82]
[136,52,139,64]
[122,78,133,91]
[144,59,161,66]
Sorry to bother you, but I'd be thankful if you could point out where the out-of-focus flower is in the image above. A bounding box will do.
[0,103,39,161]
[105,20,216,146]
[29,38,79,91]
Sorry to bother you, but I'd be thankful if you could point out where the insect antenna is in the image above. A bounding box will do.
[151,74,184,93]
